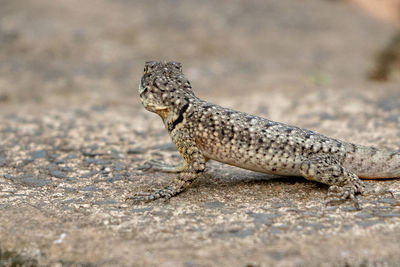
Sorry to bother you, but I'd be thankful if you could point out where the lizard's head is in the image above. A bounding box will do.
[138,61,194,116]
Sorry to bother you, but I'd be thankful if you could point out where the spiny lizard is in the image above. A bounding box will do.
[128,61,397,206]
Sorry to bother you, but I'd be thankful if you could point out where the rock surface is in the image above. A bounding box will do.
[1,0,400,266]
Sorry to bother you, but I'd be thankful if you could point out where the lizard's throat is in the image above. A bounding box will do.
[156,108,171,120]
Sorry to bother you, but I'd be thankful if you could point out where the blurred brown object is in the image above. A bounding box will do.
[369,33,400,81]
[350,0,400,81]
[348,0,400,24]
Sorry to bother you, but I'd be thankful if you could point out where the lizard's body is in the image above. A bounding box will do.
[130,61,398,204]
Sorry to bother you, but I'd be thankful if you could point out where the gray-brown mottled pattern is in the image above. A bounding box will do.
[128,61,398,205]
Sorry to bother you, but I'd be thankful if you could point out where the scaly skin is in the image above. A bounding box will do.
[128,61,397,206]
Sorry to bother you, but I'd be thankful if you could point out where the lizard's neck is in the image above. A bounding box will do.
[162,95,200,132]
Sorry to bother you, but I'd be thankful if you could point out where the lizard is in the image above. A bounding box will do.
[128,60,397,206]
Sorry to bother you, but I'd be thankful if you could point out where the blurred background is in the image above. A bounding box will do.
[1,1,400,265]
[0,0,399,109]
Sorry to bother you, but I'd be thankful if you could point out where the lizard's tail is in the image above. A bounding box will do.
[342,143,400,179]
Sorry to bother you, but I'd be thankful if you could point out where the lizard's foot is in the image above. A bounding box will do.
[326,183,395,209]
[126,171,200,203]
[325,185,361,209]
[326,183,364,209]
[137,160,185,173]
[126,185,175,202]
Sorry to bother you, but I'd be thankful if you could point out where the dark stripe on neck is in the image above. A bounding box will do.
[168,101,190,132]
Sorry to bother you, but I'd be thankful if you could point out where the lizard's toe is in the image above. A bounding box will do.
[146,159,164,168]
[125,192,157,202]
[136,159,166,172]
[135,162,153,172]
[326,184,362,209]
[125,185,176,203]
[362,186,394,198]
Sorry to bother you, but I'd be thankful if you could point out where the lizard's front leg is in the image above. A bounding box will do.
[128,129,206,201]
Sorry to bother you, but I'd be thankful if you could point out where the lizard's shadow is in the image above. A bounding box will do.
[199,162,320,189]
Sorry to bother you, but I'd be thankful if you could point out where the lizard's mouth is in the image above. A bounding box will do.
[142,101,168,112]
[138,82,146,97]
[139,94,168,113]
[138,82,150,107]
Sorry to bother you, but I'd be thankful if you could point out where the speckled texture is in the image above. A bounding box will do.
[1,0,400,266]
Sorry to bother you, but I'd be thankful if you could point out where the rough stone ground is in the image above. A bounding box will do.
[1,0,400,266]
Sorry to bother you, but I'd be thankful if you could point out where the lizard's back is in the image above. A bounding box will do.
[186,99,346,176]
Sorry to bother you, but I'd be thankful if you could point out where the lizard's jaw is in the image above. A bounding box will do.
[141,98,169,116]
[143,102,170,120]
